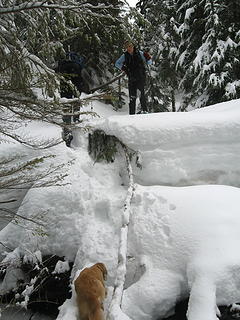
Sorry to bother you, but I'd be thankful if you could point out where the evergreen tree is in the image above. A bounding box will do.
[0,0,129,138]
[176,0,240,109]
[137,0,240,111]
[137,0,180,112]
[0,0,131,202]
[62,0,127,85]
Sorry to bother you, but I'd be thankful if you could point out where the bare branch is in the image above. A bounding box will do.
[0,241,12,251]
[0,208,45,227]
[0,129,62,149]
[0,199,17,204]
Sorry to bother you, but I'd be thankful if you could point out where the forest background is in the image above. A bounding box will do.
[1,0,240,121]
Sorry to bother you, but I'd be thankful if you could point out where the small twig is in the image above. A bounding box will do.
[0,241,12,251]
[0,199,17,204]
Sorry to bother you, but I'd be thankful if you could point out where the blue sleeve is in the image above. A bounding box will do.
[140,51,152,66]
[115,54,125,70]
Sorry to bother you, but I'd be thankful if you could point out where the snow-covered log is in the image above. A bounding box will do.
[107,145,135,320]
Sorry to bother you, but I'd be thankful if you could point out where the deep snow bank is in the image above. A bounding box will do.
[95,99,240,187]
[57,184,240,320]
[122,184,240,320]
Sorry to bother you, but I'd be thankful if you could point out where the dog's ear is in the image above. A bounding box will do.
[102,264,107,280]
[96,263,107,280]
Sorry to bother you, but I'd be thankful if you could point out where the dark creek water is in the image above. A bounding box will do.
[0,305,54,320]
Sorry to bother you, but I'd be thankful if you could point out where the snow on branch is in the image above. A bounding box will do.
[0,1,119,15]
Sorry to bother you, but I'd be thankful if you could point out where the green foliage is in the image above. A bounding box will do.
[88,129,142,169]
[0,154,69,189]
[137,0,240,111]
[0,0,135,199]
[137,0,180,112]
[176,0,240,108]
[88,130,119,163]
[0,0,132,112]
[61,0,129,85]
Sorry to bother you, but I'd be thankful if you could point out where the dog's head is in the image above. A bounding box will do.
[95,262,107,281]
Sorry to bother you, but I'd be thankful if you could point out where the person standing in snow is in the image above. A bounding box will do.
[115,41,152,115]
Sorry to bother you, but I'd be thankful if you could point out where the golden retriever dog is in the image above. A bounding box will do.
[74,262,108,320]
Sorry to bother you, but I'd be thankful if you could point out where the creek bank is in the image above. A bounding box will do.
[161,299,240,320]
[0,255,73,318]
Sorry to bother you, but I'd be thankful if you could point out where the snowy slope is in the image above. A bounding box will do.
[0,99,240,320]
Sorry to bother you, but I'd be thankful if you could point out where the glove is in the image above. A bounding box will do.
[121,65,128,73]
[144,51,152,61]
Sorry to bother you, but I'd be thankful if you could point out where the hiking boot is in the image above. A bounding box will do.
[62,128,73,147]
[65,134,73,147]
[137,110,148,114]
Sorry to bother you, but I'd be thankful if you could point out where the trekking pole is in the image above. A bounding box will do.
[118,76,122,109]
[67,45,71,60]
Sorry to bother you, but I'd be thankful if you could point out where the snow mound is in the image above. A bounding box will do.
[122,184,240,320]
[95,99,240,187]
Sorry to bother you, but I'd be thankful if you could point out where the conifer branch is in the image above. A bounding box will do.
[0,2,119,15]
[0,208,45,227]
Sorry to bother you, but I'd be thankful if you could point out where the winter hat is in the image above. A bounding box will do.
[124,40,134,49]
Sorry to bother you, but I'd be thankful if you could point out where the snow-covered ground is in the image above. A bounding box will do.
[0,98,240,320]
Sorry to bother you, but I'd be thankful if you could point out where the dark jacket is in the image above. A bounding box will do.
[115,48,152,83]
[124,49,146,83]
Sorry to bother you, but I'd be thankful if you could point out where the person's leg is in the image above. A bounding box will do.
[128,82,137,115]
[73,105,80,123]
[62,105,72,124]
[138,81,148,113]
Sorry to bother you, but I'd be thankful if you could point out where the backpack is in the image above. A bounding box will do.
[66,52,85,70]
[58,60,81,75]
[56,51,91,95]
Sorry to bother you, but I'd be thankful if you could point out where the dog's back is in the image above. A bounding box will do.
[76,293,104,320]
[75,263,107,320]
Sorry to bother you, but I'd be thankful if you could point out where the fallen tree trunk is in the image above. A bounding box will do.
[89,73,125,93]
